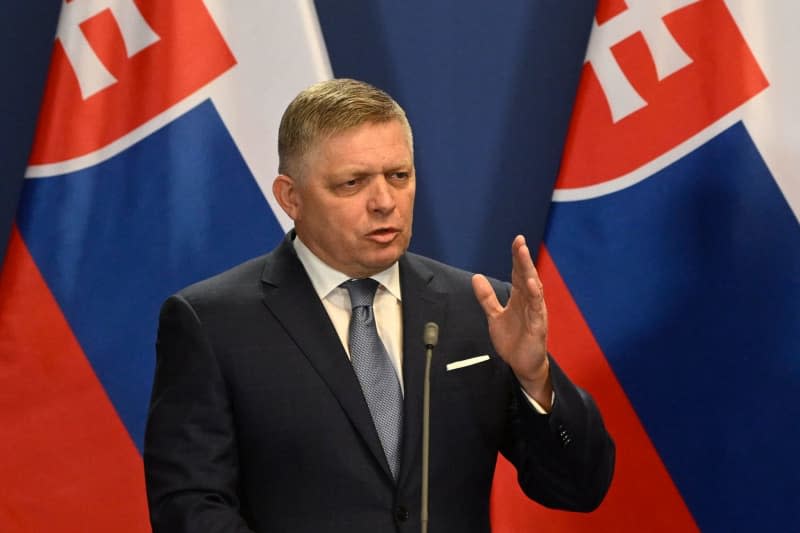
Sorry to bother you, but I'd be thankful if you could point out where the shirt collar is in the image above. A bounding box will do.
[293,234,402,301]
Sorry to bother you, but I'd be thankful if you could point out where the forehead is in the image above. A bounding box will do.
[313,120,413,171]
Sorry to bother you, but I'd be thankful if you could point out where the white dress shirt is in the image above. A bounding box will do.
[293,236,405,394]
[292,235,551,412]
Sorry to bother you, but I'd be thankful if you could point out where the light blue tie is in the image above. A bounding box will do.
[342,278,403,479]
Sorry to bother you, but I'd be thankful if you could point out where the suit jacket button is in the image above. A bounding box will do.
[394,506,409,522]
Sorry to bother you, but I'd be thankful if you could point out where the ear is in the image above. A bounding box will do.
[273,174,301,221]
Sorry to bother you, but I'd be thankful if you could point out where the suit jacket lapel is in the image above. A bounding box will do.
[397,254,447,487]
[260,234,393,480]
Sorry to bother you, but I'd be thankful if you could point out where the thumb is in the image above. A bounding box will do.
[472,274,502,319]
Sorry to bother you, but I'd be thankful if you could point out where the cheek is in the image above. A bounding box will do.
[401,198,415,222]
[339,206,368,228]
[326,211,362,242]
[401,190,415,210]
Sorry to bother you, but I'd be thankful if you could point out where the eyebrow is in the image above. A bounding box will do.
[335,164,412,177]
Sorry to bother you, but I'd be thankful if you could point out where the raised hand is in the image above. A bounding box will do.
[471,235,552,410]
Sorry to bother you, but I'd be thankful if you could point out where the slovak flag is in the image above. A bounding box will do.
[3,0,798,531]
[0,1,328,529]
[492,1,800,531]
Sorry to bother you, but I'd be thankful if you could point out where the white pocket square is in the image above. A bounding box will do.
[446,354,490,371]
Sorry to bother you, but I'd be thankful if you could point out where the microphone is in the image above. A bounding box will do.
[421,322,439,533]
[423,322,439,349]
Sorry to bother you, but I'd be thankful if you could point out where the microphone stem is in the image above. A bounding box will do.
[421,345,432,533]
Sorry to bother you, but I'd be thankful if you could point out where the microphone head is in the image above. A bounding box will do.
[423,322,439,348]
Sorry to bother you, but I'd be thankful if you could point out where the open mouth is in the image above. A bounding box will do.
[367,227,400,243]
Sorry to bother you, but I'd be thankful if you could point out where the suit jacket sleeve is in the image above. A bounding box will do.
[495,282,615,512]
[144,294,255,533]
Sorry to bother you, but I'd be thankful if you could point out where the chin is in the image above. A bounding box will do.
[366,250,404,271]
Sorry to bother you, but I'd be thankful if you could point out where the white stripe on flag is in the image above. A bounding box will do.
[26,0,333,235]
[204,0,332,232]
[728,1,800,223]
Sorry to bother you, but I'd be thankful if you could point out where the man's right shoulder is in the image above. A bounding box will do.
[171,251,273,309]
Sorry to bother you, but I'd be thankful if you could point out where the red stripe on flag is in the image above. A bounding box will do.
[490,245,698,532]
[29,0,236,165]
[556,0,767,191]
[0,226,149,531]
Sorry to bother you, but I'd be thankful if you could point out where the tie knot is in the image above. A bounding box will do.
[342,278,379,309]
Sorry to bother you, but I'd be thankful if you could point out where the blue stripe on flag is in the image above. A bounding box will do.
[17,100,285,450]
[546,122,800,531]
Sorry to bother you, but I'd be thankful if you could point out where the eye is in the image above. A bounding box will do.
[334,176,366,194]
[389,172,410,181]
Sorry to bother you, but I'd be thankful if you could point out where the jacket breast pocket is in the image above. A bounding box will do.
[434,354,510,451]
[438,354,502,396]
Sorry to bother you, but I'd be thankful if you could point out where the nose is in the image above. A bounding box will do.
[367,177,396,214]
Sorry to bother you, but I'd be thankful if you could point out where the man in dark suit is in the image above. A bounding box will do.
[144,78,614,532]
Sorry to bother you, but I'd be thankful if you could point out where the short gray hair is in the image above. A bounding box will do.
[278,78,413,178]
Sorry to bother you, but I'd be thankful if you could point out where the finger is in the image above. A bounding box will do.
[510,236,539,288]
[472,274,503,318]
[526,276,545,307]
[528,276,548,330]
[511,234,526,256]
[523,259,544,296]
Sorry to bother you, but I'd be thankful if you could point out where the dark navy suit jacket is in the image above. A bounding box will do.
[144,234,614,532]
